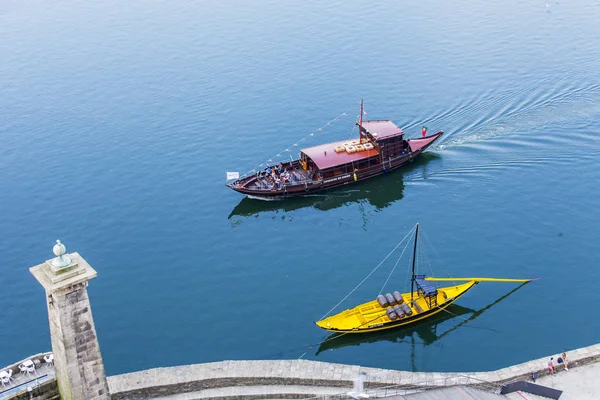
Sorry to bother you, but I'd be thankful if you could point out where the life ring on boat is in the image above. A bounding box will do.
[360,137,368,144]
[355,144,365,152]
[334,145,345,153]
[350,140,360,146]
[364,143,374,150]
[345,145,357,153]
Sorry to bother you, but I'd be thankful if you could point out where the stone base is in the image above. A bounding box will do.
[43,259,83,284]
[30,253,96,294]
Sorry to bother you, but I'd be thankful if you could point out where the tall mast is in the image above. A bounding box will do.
[411,223,419,301]
[359,99,364,141]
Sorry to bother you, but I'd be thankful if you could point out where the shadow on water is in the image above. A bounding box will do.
[228,153,441,219]
[315,281,529,356]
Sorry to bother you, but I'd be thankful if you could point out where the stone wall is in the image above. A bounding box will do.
[107,342,600,399]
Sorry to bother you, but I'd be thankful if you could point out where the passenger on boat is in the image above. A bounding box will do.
[266,165,272,175]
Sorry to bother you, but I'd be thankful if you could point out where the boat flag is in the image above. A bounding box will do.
[226,171,240,180]
[422,126,428,137]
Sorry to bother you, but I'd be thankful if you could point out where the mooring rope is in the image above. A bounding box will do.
[434,304,499,333]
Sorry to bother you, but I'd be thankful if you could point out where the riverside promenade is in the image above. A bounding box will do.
[106,342,600,399]
[3,244,595,399]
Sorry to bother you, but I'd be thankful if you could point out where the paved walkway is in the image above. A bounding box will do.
[532,361,600,400]
[108,342,600,399]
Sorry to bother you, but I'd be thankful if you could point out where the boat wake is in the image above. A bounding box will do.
[412,79,600,151]
[402,154,573,184]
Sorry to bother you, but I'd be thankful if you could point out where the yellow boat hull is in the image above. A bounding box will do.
[315,281,477,333]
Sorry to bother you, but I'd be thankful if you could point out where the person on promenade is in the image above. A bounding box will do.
[557,352,569,371]
[548,357,556,375]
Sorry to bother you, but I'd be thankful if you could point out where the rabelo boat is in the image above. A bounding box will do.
[316,224,535,334]
[226,101,443,199]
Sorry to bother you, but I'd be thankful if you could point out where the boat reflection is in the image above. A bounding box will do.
[315,282,528,355]
[228,153,440,219]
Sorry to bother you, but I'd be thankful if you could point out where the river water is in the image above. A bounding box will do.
[1,0,600,375]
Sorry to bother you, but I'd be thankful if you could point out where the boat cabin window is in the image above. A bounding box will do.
[356,159,369,170]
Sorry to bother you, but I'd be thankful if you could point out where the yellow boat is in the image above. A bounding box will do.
[316,224,534,334]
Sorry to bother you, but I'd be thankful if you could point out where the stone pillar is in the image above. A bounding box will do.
[30,243,110,400]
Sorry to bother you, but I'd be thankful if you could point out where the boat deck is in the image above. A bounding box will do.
[249,168,313,190]
[0,362,55,399]
[317,281,476,332]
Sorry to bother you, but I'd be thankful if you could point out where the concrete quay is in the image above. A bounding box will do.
[532,361,600,400]
[106,342,600,399]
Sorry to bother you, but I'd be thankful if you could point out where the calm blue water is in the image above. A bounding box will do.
[1,0,600,375]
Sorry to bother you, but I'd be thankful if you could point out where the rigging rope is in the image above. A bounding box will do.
[379,238,412,295]
[318,225,417,321]
[239,106,356,178]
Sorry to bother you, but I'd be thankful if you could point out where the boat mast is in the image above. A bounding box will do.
[359,99,364,141]
[411,223,419,301]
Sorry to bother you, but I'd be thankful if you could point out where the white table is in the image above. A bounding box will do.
[20,360,36,376]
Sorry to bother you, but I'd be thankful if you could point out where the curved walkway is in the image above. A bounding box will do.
[107,343,600,399]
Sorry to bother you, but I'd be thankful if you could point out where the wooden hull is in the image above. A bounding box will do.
[315,303,476,355]
[316,281,477,334]
[227,132,443,199]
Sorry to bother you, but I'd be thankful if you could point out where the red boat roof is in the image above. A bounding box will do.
[301,140,380,170]
[360,120,403,140]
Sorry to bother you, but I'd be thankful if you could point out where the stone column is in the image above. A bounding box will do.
[30,241,110,400]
